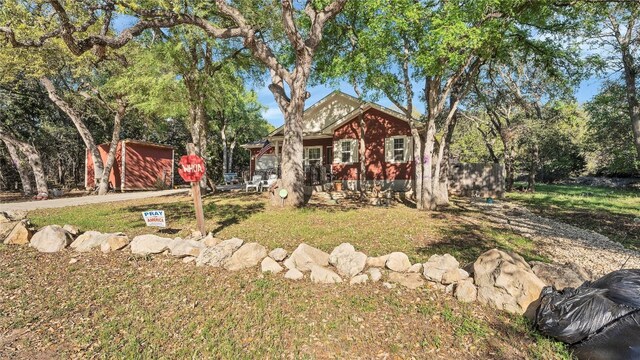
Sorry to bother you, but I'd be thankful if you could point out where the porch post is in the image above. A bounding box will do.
[275,140,280,177]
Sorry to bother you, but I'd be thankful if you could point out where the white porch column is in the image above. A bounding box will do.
[275,140,280,176]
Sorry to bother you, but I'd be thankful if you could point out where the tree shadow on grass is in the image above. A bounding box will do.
[125,196,266,235]
[416,210,549,265]
[203,201,266,234]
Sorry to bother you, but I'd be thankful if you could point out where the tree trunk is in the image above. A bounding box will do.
[2,138,33,195]
[621,49,640,158]
[358,108,366,195]
[40,77,104,187]
[1,134,48,196]
[228,139,236,173]
[186,96,208,191]
[420,117,438,210]
[411,129,423,208]
[527,142,539,192]
[97,101,125,195]
[435,113,458,206]
[221,124,228,174]
[280,87,307,207]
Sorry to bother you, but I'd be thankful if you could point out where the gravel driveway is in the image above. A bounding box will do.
[0,189,188,212]
[465,199,640,277]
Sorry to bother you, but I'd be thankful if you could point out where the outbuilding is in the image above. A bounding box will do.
[85,140,175,191]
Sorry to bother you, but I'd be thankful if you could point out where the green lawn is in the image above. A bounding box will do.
[507,184,640,250]
[29,191,549,265]
[2,191,573,358]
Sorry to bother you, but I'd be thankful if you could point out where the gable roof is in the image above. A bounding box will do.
[267,91,412,139]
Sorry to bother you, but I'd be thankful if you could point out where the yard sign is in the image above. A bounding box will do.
[142,210,166,227]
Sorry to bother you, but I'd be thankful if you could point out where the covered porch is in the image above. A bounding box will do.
[243,137,335,186]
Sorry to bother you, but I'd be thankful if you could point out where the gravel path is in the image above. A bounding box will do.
[465,199,640,277]
[0,189,188,212]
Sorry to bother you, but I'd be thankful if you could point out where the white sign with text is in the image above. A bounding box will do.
[142,210,166,227]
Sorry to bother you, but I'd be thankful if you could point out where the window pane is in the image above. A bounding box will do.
[308,148,321,160]
[393,138,404,161]
[341,141,351,163]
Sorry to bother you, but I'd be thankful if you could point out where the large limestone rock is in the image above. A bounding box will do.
[310,265,342,284]
[261,257,284,274]
[287,243,330,272]
[170,239,205,258]
[63,224,80,236]
[455,278,477,303]
[441,268,469,285]
[30,225,73,253]
[224,242,267,271]
[385,252,411,272]
[368,268,382,282]
[100,234,130,253]
[130,234,176,256]
[388,272,425,290]
[328,243,367,278]
[474,249,546,318]
[269,248,288,262]
[200,233,220,247]
[71,231,106,252]
[422,254,460,283]
[0,222,16,240]
[3,220,31,245]
[284,268,304,280]
[350,274,369,285]
[0,210,27,222]
[196,237,244,267]
[530,261,589,289]
[367,254,390,268]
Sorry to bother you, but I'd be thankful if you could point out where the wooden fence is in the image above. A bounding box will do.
[449,163,505,198]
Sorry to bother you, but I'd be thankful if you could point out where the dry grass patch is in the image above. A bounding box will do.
[0,248,569,359]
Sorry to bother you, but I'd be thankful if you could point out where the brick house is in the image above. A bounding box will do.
[242,91,415,191]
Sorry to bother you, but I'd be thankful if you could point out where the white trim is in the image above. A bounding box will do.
[121,141,126,192]
[335,139,357,164]
[386,135,410,164]
[267,134,332,142]
[84,149,88,189]
[171,148,175,189]
[303,146,323,166]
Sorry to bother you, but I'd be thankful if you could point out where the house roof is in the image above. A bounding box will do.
[240,139,268,149]
[267,91,413,140]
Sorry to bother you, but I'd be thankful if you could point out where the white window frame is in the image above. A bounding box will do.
[385,135,411,163]
[341,140,352,164]
[303,146,323,166]
[392,137,405,162]
[333,139,358,164]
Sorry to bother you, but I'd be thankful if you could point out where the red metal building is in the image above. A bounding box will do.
[85,140,175,191]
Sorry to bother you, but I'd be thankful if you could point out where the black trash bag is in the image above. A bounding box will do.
[571,310,640,360]
[535,269,640,360]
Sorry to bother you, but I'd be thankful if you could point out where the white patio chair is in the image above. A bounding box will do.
[245,175,263,192]
[261,174,278,191]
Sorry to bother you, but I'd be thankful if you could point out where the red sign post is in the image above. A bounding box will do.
[178,144,206,236]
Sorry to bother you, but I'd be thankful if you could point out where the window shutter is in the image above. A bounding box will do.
[350,139,357,163]
[333,141,341,164]
[385,138,393,162]
[404,136,413,162]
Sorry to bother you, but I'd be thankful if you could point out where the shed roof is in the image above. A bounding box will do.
[97,139,175,150]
